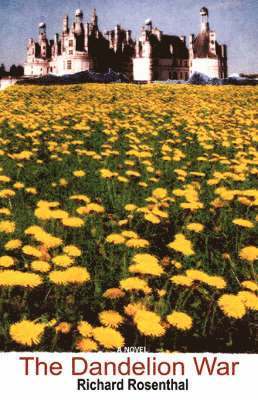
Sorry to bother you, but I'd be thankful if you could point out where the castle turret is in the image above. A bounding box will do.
[74,9,84,35]
[63,15,69,34]
[200,7,209,33]
[38,22,47,43]
[91,8,98,27]
[189,7,228,78]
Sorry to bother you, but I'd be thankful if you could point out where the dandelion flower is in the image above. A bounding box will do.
[4,239,22,250]
[55,322,72,334]
[0,270,42,287]
[237,291,258,311]
[233,219,254,228]
[106,233,125,245]
[241,280,258,292]
[168,234,195,256]
[120,277,151,294]
[218,294,246,319]
[99,311,124,328]
[170,275,193,287]
[62,217,84,228]
[9,320,46,346]
[0,256,15,268]
[22,245,42,258]
[93,327,124,349]
[103,288,125,299]
[76,338,98,352]
[0,221,16,234]
[129,253,164,276]
[48,267,90,285]
[77,321,93,337]
[31,260,51,273]
[186,223,204,233]
[134,310,165,337]
[63,245,82,257]
[52,254,73,268]
[239,246,258,262]
[167,311,193,330]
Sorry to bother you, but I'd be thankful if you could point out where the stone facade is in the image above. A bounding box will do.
[24,7,227,81]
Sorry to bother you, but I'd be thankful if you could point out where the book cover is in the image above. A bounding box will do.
[0,1,257,399]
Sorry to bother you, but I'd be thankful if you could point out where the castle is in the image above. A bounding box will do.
[24,7,227,81]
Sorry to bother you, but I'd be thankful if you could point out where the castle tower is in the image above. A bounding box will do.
[200,7,209,33]
[63,15,69,34]
[75,9,83,24]
[74,9,84,36]
[38,22,48,59]
[91,8,98,27]
[38,22,47,43]
[189,7,228,78]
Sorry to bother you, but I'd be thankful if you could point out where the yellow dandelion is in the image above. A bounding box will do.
[186,223,204,233]
[22,245,42,258]
[0,220,16,234]
[93,327,124,349]
[170,275,193,287]
[134,310,165,337]
[103,288,125,299]
[233,218,254,228]
[73,170,86,177]
[63,245,82,257]
[167,311,193,330]
[241,280,258,292]
[129,253,164,276]
[106,233,125,245]
[4,239,22,250]
[55,322,72,334]
[239,246,258,262]
[168,233,195,256]
[0,270,42,287]
[77,321,93,337]
[62,217,84,228]
[120,277,151,294]
[52,254,73,268]
[31,260,51,273]
[237,291,258,311]
[48,267,90,285]
[76,338,98,352]
[125,238,149,248]
[9,320,46,346]
[0,255,15,268]
[218,294,246,319]
[99,311,124,328]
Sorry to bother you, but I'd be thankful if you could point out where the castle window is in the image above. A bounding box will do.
[69,40,73,47]
[69,50,73,55]
[173,72,177,80]
[67,60,72,70]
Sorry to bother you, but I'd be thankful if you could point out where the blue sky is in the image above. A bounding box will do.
[0,0,257,73]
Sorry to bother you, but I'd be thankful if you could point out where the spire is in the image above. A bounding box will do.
[38,22,47,42]
[92,8,98,27]
[200,7,209,32]
[63,15,69,33]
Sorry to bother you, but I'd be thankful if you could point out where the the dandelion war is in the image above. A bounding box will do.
[0,84,257,352]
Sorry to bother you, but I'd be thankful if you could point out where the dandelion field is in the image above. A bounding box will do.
[0,83,257,352]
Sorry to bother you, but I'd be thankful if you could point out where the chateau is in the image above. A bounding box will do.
[24,7,227,81]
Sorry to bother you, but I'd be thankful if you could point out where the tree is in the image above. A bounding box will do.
[16,65,24,77]
[0,64,8,78]
[10,65,17,77]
